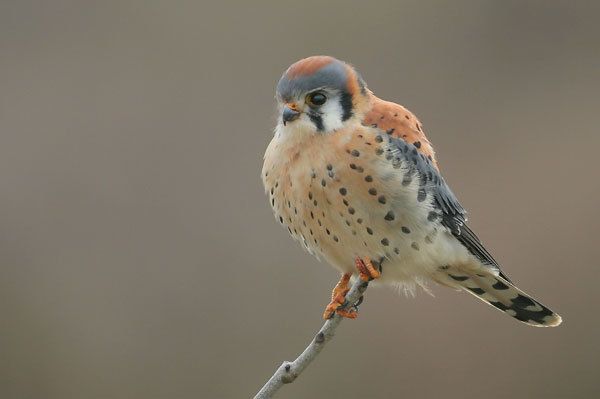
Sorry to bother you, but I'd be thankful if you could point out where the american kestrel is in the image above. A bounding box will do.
[262,56,561,327]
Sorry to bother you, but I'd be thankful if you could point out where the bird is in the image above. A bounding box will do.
[262,55,562,327]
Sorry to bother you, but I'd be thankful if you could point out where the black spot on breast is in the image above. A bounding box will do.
[356,218,363,224]
[333,235,339,242]
[376,148,384,155]
[401,226,411,234]
[381,238,389,246]
[411,242,420,251]
[427,211,439,222]
[348,207,355,215]
[351,149,360,157]
[368,188,377,195]
[321,179,326,187]
[375,135,383,143]
[308,192,313,200]
[339,187,347,195]
[384,211,395,221]
[417,189,427,202]
[366,227,373,235]
[378,196,386,204]
[365,175,373,182]
[413,141,421,148]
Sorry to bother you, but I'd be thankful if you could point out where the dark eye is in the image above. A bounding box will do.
[306,92,327,107]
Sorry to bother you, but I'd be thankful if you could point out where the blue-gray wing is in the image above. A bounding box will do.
[387,136,506,277]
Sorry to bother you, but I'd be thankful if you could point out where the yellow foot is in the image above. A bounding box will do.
[356,257,381,282]
[322,273,357,319]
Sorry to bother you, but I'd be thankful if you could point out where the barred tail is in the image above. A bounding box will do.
[439,269,562,327]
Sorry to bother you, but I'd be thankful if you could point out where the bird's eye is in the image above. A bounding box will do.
[306,92,327,107]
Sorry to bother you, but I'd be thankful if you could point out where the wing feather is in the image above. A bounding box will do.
[386,134,507,277]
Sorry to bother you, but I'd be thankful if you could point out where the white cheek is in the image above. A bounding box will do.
[319,100,344,132]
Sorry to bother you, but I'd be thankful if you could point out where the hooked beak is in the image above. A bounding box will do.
[282,104,301,125]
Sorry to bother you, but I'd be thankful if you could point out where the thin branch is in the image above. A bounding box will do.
[253,277,369,399]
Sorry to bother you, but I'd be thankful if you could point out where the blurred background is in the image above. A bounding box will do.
[1,1,599,398]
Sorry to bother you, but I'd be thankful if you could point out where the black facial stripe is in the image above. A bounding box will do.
[355,71,367,95]
[308,112,324,131]
[340,90,353,121]
[277,61,348,102]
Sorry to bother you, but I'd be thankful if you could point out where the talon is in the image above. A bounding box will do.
[323,302,341,319]
[335,308,358,319]
[323,273,355,319]
[356,257,381,281]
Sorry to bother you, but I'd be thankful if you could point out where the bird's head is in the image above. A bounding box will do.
[276,56,371,134]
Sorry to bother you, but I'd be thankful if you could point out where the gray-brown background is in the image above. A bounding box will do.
[1,1,599,398]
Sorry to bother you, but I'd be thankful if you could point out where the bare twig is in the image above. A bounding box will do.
[253,277,369,399]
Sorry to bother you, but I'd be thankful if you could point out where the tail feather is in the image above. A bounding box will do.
[438,268,562,327]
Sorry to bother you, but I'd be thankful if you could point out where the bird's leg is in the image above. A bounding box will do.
[356,256,381,282]
[322,257,382,319]
[323,273,352,319]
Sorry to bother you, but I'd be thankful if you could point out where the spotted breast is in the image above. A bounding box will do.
[263,122,474,289]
